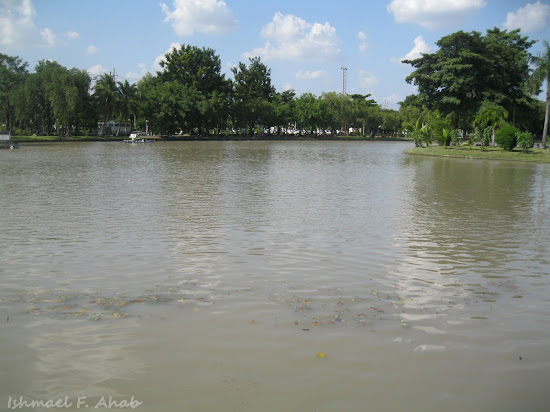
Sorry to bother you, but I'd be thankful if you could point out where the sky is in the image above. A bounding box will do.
[1,0,550,109]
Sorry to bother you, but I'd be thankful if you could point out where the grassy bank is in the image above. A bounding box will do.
[405,145,550,163]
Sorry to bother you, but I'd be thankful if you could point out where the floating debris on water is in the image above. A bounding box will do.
[0,285,214,322]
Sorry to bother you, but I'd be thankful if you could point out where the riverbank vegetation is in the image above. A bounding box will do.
[1,28,548,146]
[405,145,550,163]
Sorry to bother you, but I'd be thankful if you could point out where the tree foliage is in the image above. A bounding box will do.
[3,31,546,142]
[158,45,230,135]
[404,28,535,129]
[0,53,28,132]
[528,40,550,148]
[495,124,519,151]
[231,57,275,135]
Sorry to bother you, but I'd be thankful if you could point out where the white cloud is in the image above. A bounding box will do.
[358,31,369,54]
[503,1,550,33]
[87,45,99,55]
[296,69,327,80]
[245,12,341,62]
[387,0,486,29]
[40,28,56,47]
[65,31,79,40]
[282,82,294,92]
[154,43,182,72]
[124,64,149,83]
[382,93,400,108]
[161,0,238,36]
[0,0,77,49]
[87,64,108,77]
[399,35,431,62]
[359,70,379,90]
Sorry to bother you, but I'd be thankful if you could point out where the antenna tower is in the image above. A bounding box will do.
[341,66,348,95]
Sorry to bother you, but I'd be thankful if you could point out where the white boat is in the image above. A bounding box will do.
[123,132,154,143]
[0,131,18,149]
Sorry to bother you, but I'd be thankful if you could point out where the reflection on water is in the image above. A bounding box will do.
[1,142,550,411]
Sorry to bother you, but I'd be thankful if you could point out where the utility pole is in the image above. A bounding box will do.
[341,67,348,135]
[341,66,347,95]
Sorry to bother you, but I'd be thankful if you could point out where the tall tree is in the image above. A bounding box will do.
[322,92,354,135]
[350,94,378,136]
[34,61,91,138]
[0,54,28,132]
[159,45,228,135]
[231,57,275,135]
[295,93,326,134]
[93,72,119,135]
[381,109,403,137]
[271,89,296,135]
[116,80,138,135]
[404,28,534,129]
[528,39,550,149]
[473,102,509,146]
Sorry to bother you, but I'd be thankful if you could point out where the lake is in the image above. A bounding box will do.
[1,141,549,411]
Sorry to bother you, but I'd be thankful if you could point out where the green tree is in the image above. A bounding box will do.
[404,28,534,128]
[93,72,119,134]
[404,117,431,147]
[160,45,228,135]
[321,92,354,135]
[271,89,296,135]
[0,54,28,132]
[516,131,534,153]
[381,109,402,137]
[37,61,91,138]
[116,80,138,135]
[473,102,508,146]
[231,57,275,135]
[364,105,383,137]
[495,124,519,151]
[295,93,325,134]
[528,39,550,149]
[399,94,426,132]
[350,94,377,136]
[137,73,190,135]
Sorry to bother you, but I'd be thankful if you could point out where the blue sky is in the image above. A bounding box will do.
[2,0,550,109]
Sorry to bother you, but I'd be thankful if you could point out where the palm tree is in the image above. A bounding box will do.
[116,80,138,136]
[474,102,508,147]
[529,40,550,149]
[404,117,430,147]
[93,73,118,136]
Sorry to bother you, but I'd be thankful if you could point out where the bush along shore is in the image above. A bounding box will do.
[405,144,550,163]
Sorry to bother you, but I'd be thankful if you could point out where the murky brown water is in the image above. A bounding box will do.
[1,141,549,411]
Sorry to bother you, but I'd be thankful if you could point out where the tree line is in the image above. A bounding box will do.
[1,27,548,143]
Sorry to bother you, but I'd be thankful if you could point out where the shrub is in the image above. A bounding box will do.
[480,126,492,151]
[495,124,518,151]
[516,131,534,153]
[410,130,424,147]
[450,130,461,148]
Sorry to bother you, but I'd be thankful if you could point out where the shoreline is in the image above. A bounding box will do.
[405,145,550,163]
[12,135,412,143]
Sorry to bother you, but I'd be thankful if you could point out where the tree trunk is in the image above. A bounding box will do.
[116,114,123,137]
[65,115,71,138]
[543,77,550,149]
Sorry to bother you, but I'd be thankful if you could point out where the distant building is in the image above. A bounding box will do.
[97,120,132,136]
